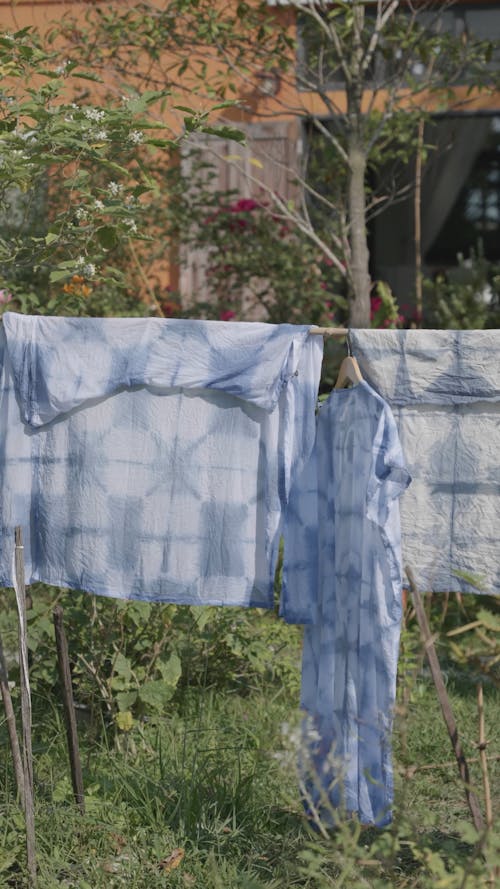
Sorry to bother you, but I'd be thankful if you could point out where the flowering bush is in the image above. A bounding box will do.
[423,246,500,329]
[0,28,243,317]
[167,157,348,328]
[370,281,405,329]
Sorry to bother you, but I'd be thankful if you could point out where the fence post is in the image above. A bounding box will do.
[14,526,37,885]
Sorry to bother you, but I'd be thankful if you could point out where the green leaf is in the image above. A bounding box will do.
[96,225,117,249]
[146,138,176,149]
[451,568,487,592]
[72,71,103,83]
[45,231,59,246]
[101,160,130,177]
[138,679,176,711]
[0,849,21,874]
[157,652,181,687]
[210,101,238,111]
[201,125,246,143]
[113,652,132,681]
[477,608,500,632]
[115,691,137,712]
[49,269,71,283]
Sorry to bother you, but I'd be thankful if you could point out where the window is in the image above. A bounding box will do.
[427,118,500,264]
[296,4,500,92]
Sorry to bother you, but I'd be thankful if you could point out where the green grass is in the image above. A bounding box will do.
[1,607,499,888]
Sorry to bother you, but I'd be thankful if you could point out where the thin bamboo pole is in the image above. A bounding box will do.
[414,118,424,328]
[477,685,493,830]
[405,565,484,834]
[308,327,349,336]
[14,526,37,886]
[53,606,85,814]
[0,632,25,807]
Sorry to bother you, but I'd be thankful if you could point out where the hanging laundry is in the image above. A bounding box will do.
[284,380,410,826]
[0,313,322,614]
[349,329,500,596]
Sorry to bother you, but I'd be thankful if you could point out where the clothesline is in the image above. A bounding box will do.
[309,327,348,336]
[0,317,348,336]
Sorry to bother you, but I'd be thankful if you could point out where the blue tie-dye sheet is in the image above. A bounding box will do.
[349,329,500,596]
[0,313,323,612]
[285,381,410,827]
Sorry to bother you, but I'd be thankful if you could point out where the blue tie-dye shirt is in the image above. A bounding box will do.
[349,328,500,596]
[285,380,410,826]
[0,313,323,613]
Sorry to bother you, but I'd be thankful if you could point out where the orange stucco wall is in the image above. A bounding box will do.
[1,0,499,304]
[1,1,499,126]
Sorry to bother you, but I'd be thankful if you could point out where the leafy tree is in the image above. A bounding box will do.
[267,0,499,325]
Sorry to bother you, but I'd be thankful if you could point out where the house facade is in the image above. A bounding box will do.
[1,0,500,316]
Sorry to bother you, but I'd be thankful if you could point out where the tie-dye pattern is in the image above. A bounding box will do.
[291,381,410,827]
[0,313,323,613]
[349,329,500,596]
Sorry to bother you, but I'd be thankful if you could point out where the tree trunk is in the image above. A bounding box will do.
[347,141,371,328]
[346,2,371,329]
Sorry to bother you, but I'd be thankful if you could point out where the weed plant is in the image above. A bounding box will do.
[0,589,499,887]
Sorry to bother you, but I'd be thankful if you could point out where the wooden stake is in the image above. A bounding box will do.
[477,685,493,830]
[405,565,484,834]
[414,118,424,327]
[0,632,25,808]
[53,606,85,814]
[14,526,37,885]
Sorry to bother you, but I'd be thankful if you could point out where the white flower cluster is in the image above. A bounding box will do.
[128,130,144,144]
[94,199,105,211]
[84,108,105,122]
[107,181,123,197]
[55,59,70,76]
[75,256,96,278]
[92,129,108,142]
[124,218,137,234]
[75,207,88,221]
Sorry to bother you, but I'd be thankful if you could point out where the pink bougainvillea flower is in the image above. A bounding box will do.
[219,309,236,321]
[370,295,383,320]
[230,198,259,213]
[0,290,13,304]
[161,299,180,318]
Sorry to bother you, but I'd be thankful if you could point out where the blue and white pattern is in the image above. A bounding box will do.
[289,381,410,827]
[349,329,500,596]
[0,313,323,613]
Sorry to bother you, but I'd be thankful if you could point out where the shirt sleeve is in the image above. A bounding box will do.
[279,440,319,625]
[366,404,411,530]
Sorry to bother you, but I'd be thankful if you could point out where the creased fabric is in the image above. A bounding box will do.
[288,381,410,827]
[0,313,322,613]
[349,328,500,596]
